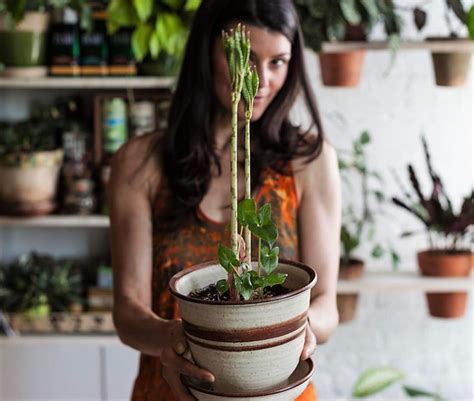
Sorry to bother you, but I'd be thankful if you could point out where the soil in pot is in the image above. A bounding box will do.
[418,250,472,318]
[189,283,292,301]
[337,258,364,323]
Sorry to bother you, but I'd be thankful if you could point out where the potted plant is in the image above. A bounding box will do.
[294,0,402,86]
[0,119,64,216]
[338,131,399,322]
[412,0,474,86]
[392,136,473,318]
[0,0,89,78]
[106,0,201,76]
[168,26,316,397]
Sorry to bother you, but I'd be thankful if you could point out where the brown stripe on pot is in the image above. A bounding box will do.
[169,259,317,305]
[186,324,306,352]
[182,311,307,342]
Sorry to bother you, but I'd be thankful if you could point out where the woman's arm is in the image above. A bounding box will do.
[297,142,341,344]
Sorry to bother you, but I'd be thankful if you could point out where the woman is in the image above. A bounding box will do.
[109,0,341,400]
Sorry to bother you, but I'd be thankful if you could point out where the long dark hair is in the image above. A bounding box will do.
[156,0,324,230]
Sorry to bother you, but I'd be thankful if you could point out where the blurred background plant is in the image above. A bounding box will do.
[339,131,399,269]
[0,252,84,315]
[392,136,473,252]
[106,0,201,63]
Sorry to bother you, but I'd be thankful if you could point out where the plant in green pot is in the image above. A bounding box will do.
[338,131,399,323]
[168,26,316,398]
[0,119,64,216]
[294,0,402,87]
[392,136,473,319]
[106,0,201,76]
[0,0,89,78]
[412,0,474,86]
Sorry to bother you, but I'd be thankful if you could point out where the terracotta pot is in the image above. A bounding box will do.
[428,37,472,86]
[319,50,365,87]
[0,12,50,77]
[186,358,314,401]
[417,250,472,318]
[0,150,63,216]
[169,260,317,393]
[337,259,365,323]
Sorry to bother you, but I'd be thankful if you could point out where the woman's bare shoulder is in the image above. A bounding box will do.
[110,133,162,201]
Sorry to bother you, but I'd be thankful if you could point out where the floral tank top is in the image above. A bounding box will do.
[131,164,317,401]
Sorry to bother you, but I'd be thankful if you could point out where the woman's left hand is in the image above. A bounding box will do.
[300,321,316,360]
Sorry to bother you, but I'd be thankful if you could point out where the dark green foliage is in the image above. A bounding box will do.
[294,0,402,52]
[0,253,84,313]
[392,136,473,251]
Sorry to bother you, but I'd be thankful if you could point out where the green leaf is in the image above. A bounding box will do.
[237,198,257,227]
[371,244,384,258]
[218,245,240,273]
[149,30,161,59]
[216,279,229,295]
[467,6,474,40]
[133,0,153,22]
[132,24,153,62]
[107,0,139,30]
[360,131,371,144]
[163,0,181,10]
[340,0,361,25]
[264,272,287,287]
[260,246,279,274]
[185,0,202,11]
[234,273,254,300]
[249,223,278,247]
[251,67,259,97]
[390,250,400,269]
[352,367,405,398]
[374,190,385,202]
[403,385,446,400]
[258,204,272,226]
[360,0,379,20]
[247,270,265,288]
[155,13,184,54]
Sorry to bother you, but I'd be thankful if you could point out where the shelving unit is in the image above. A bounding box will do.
[0,215,109,227]
[321,39,474,53]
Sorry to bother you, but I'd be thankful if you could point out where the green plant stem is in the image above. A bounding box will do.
[229,93,240,301]
[258,238,262,276]
[244,108,252,264]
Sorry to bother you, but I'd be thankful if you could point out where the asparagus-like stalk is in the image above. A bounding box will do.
[242,65,259,264]
[223,25,250,300]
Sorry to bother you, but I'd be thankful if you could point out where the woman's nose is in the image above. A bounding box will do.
[256,64,269,89]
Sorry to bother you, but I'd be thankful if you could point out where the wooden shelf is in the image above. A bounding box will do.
[0,76,174,89]
[322,40,474,53]
[338,271,473,294]
[0,215,109,227]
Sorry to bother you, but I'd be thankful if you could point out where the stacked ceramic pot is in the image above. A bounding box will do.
[169,260,317,400]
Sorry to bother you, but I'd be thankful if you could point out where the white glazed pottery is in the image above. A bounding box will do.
[169,260,317,393]
[185,357,315,401]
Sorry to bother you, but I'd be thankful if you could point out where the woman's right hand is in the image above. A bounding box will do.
[161,319,216,401]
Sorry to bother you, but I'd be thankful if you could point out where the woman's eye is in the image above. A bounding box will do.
[270,59,286,67]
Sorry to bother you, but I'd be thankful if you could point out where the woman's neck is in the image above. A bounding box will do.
[213,108,244,154]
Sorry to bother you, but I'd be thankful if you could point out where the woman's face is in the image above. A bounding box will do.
[212,22,292,122]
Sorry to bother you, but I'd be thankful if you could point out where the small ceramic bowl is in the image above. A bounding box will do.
[184,358,315,401]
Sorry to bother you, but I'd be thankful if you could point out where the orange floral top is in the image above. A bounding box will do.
[131,164,317,401]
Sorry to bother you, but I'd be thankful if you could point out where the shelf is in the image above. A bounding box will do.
[0,76,174,89]
[0,335,120,345]
[0,215,109,227]
[322,40,474,53]
[337,271,473,294]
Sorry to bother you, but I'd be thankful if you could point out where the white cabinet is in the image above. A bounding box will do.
[103,345,138,401]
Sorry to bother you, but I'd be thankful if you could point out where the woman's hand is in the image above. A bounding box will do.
[300,321,317,360]
[161,320,215,401]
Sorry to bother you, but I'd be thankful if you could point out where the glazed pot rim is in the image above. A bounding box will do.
[169,259,317,306]
[418,249,472,256]
[184,358,314,397]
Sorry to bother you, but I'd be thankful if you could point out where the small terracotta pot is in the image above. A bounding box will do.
[169,260,316,393]
[428,37,472,86]
[417,250,472,318]
[337,259,365,323]
[319,50,365,87]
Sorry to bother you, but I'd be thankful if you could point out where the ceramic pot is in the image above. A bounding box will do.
[186,358,315,401]
[417,250,472,318]
[428,37,472,86]
[319,50,365,87]
[0,12,50,77]
[337,259,364,323]
[169,260,317,393]
[0,150,64,216]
